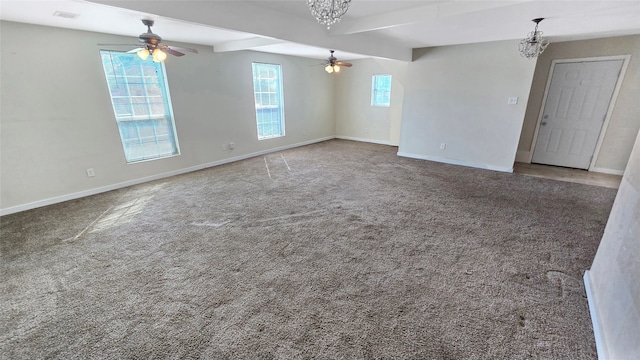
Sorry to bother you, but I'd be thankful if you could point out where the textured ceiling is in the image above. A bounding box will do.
[1,0,639,61]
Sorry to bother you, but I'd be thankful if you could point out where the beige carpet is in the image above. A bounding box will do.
[1,140,615,358]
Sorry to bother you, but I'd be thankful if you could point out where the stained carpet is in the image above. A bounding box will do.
[0,140,616,359]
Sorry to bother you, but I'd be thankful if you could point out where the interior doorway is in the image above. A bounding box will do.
[531,59,624,170]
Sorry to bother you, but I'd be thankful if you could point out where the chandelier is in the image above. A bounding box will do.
[518,18,550,59]
[308,0,352,29]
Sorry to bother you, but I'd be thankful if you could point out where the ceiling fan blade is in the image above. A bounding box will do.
[160,46,185,57]
[126,48,145,54]
[336,62,352,67]
[166,45,198,54]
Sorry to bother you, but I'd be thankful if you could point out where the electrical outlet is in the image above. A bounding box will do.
[365,128,369,134]
[440,143,446,150]
[86,168,95,177]
[229,142,235,150]
[221,143,228,151]
[508,96,518,105]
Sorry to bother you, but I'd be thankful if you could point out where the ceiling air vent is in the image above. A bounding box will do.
[53,11,80,19]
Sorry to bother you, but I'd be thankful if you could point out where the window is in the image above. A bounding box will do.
[252,63,285,139]
[100,51,179,163]
[371,74,392,107]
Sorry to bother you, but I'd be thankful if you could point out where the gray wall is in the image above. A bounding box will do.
[517,35,640,174]
[334,58,407,146]
[397,41,536,172]
[588,129,640,358]
[0,21,335,214]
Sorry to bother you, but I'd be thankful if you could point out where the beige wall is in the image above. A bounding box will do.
[0,21,335,214]
[397,41,536,172]
[334,58,407,146]
[588,128,640,358]
[517,35,640,173]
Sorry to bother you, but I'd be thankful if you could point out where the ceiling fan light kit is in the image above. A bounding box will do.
[323,50,351,74]
[136,47,167,62]
[325,64,340,73]
[136,48,150,60]
[518,18,550,59]
[308,0,352,29]
[151,48,167,62]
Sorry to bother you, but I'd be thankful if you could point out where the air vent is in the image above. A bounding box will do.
[53,11,80,19]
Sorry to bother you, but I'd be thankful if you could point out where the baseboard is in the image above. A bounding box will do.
[335,135,391,146]
[515,150,531,163]
[584,270,608,360]
[0,136,335,216]
[396,152,513,173]
[590,167,625,176]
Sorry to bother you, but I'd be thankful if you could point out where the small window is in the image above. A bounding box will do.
[252,63,285,139]
[100,51,179,163]
[371,74,392,107]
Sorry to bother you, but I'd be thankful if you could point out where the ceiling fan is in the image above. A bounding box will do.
[99,20,198,62]
[323,50,352,73]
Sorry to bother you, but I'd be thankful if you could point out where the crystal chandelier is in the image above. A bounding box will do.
[519,18,550,59]
[308,0,352,29]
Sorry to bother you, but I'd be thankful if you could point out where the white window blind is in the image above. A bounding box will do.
[100,51,180,163]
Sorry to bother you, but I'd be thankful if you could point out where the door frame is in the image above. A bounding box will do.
[528,55,631,172]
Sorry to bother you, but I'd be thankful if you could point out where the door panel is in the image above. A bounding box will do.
[532,60,623,169]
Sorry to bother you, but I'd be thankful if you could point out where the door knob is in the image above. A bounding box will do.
[541,122,547,126]
[543,115,549,119]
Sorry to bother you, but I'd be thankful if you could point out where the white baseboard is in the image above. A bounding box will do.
[335,135,391,146]
[0,136,335,216]
[515,150,531,163]
[584,270,608,360]
[396,152,513,173]
[590,167,625,176]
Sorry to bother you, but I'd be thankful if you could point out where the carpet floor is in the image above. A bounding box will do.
[0,140,616,359]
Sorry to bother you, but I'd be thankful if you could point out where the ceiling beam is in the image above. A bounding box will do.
[87,0,413,61]
[330,0,534,35]
[214,37,285,53]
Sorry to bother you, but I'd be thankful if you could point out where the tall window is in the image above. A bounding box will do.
[100,51,179,163]
[371,74,392,107]
[252,63,285,139]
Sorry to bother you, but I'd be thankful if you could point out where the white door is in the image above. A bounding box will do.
[532,60,623,169]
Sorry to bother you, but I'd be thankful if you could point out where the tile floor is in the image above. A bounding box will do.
[513,162,623,189]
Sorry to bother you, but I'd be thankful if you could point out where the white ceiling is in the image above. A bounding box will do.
[1,0,639,61]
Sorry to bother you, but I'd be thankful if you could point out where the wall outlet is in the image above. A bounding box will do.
[440,143,446,150]
[365,128,369,134]
[508,96,518,105]
[221,143,228,151]
[229,142,235,150]
[86,168,95,177]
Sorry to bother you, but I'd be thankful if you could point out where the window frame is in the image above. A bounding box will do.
[371,74,392,107]
[100,50,180,163]
[252,62,286,140]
